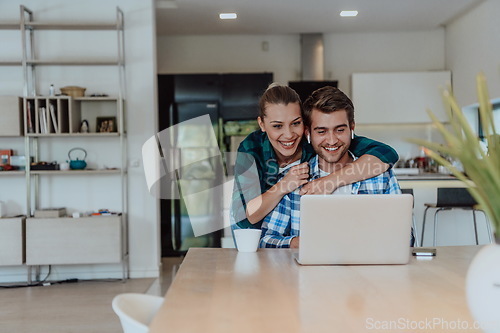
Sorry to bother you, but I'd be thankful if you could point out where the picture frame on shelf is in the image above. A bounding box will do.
[96,116,117,133]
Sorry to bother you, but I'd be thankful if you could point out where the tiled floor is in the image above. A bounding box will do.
[0,256,184,333]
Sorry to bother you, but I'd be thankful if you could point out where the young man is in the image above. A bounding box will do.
[260,86,401,248]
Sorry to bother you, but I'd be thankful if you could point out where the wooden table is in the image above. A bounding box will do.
[149,246,482,333]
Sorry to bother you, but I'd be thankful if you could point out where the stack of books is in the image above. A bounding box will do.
[34,207,67,218]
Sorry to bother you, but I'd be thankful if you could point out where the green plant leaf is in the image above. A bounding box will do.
[407,73,500,232]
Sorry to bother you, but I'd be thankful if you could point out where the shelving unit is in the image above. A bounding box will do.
[0,5,128,281]
[23,96,123,135]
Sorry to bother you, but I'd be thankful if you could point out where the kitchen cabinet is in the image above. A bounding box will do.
[26,216,123,265]
[220,73,273,120]
[0,96,23,136]
[0,217,25,266]
[352,71,452,124]
[0,5,127,280]
[168,73,273,121]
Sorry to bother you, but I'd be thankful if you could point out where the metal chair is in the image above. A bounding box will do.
[421,187,493,246]
[401,188,419,247]
[112,293,164,333]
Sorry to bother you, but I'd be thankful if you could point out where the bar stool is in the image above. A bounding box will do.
[421,187,494,246]
[401,188,419,247]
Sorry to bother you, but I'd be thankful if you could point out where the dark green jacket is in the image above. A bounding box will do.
[232,130,399,229]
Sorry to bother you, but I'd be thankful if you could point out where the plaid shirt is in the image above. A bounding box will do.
[231,130,399,230]
[259,155,402,248]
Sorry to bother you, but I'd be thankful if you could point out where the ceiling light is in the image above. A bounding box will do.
[340,10,358,17]
[219,13,237,20]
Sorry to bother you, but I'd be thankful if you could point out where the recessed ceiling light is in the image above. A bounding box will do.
[219,13,237,20]
[340,10,358,17]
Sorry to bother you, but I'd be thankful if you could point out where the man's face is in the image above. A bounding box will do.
[308,108,354,171]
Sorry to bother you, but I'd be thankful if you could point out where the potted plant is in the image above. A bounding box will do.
[409,73,499,332]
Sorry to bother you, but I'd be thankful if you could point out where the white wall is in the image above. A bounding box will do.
[0,0,159,282]
[324,30,446,96]
[157,30,446,158]
[157,34,301,84]
[446,0,500,106]
[157,31,446,94]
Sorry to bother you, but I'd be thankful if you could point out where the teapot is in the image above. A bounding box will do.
[68,147,87,170]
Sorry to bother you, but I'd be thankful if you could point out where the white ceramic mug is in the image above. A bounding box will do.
[233,229,262,252]
[59,162,70,171]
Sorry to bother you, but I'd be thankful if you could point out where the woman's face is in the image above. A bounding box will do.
[258,102,304,164]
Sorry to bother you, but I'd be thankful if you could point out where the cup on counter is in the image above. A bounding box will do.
[438,165,449,174]
[234,229,262,252]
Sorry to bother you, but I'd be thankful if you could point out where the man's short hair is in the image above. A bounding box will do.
[302,86,355,127]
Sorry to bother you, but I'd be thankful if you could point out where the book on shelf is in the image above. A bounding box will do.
[39,107,47,134]
[26,101,34,133]
[49,104,59,133]
[34,207,67,218]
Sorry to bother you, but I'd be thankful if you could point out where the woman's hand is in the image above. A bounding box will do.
[276,162,309,195]
[246,162,309,224]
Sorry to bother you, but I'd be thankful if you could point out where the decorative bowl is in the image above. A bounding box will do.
[60,86,86,98]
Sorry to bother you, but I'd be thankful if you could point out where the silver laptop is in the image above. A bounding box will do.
[296,194,413,265]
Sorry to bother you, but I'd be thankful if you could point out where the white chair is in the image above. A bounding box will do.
[112,293,164,333]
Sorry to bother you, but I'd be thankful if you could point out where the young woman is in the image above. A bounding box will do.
[231,83,398,229]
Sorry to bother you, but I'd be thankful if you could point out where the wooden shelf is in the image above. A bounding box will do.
[26,59,121,66]
[26,132,120,137]
[24,96,70,100]
[16,96,117,101]
[31,169,122,175]
[0,171,25,176]
[0,61,22,66]
[0,22,20,30]
[74,96,118,101]
[0,169,124,176]
[25,22,120,30]
[0,22,119,31]
[1,60,123,66]
[23,96,122,136]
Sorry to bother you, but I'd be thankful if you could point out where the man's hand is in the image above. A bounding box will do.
[276,162,309,195]
[290,237,300,248]
[299,176,337,195]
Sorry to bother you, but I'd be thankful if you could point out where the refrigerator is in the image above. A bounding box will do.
[157,73,272,256]
[160,101,224,256]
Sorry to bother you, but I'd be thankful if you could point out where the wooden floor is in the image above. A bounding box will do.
[0,257,183,333]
